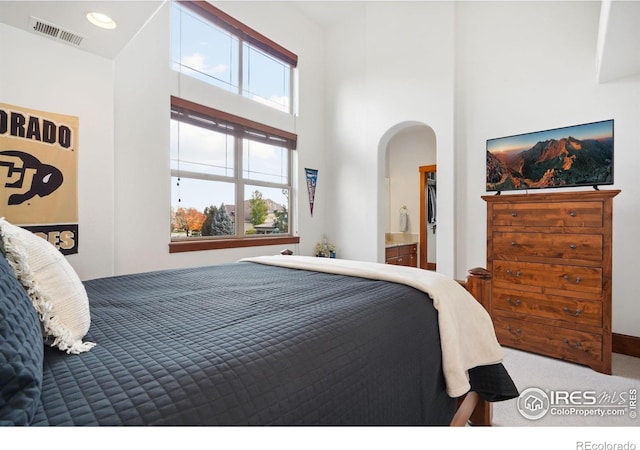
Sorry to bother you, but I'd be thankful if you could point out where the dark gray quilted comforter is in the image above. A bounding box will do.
[31,262,516,426]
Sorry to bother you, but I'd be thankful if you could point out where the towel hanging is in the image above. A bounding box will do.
[399,206,409,232]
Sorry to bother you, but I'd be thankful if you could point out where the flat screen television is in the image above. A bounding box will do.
[486,119,614,192]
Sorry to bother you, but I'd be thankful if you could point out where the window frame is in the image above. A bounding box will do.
[178,1,298,66]
[174,0,297,113]
[169,97,299,254]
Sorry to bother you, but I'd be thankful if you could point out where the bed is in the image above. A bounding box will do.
[0,219,518,426]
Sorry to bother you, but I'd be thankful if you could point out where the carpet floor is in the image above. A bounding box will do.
[492,348,640,427]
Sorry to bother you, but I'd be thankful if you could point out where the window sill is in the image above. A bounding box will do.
[169,235,300,253]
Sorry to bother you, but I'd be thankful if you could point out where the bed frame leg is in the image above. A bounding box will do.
[451,394,492,426]
[469,397,492,426]
[454,267,494,426]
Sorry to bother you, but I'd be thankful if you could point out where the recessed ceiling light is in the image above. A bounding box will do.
[86,12,117,30]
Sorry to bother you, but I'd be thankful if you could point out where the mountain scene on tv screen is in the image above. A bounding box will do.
[486,136,613,191]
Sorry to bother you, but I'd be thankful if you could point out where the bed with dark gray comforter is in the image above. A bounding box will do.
[1,253,518,426]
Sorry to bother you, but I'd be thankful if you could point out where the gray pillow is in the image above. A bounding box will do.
[0,249,44,425]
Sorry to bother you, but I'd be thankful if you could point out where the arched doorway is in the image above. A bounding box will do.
[381,122,436,269]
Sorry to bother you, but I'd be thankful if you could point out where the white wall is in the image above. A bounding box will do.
[0,24,115,281]
[453,1,640,337]
[325,2,456,274]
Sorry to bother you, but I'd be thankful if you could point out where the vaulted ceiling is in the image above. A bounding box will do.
[0,1,638,82]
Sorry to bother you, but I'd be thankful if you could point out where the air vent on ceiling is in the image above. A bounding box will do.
[29,16,83,46]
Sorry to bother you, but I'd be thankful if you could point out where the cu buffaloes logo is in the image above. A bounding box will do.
[0,150,64,205]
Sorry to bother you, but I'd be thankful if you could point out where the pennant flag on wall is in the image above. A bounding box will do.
[0,102,79,254]
[305,168,318,216]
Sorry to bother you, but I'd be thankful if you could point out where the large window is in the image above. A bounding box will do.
[169,97,298,253]
[169,2,299,253]
[171,1,296,113]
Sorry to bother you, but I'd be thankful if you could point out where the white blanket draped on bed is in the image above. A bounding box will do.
[240,255,505,398]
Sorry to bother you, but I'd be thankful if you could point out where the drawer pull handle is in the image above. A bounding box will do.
[511,241,517,246]
[569,244,577,249]
[506,298,522,306]
[511,212,518,217]
[506,269,522,277]
[563,307,584,317]
[564,338,583,349]
[569,211,577,217]
[563,275,583,284]
[507,326,521,336]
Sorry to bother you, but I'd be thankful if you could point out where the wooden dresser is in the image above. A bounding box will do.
[482,190,620,374]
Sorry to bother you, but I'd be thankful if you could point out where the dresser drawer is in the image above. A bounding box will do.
[492,232,603,261]
[493,260,602,295]
[492,287,603,327]
[492,201,603,228]
[398,244,417,255]
[385,247,399,259]
[493,315,602,363]
[385,244,417,267]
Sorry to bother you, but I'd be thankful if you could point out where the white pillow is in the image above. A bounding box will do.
[0,218,95,354]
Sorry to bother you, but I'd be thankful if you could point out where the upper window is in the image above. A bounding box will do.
[171,1,296,113]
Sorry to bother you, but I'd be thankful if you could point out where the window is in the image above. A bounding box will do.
[169,2,299,253]
[169,97,298,253]
[171,1,297,113]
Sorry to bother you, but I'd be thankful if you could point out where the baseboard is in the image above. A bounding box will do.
[613,333,640,358]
